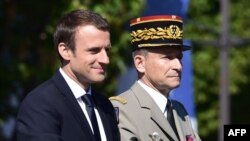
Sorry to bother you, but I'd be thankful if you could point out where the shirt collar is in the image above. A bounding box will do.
[59,68,91,99]
[137,80,167,113]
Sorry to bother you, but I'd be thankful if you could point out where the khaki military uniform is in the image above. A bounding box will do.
[110,82,201,141]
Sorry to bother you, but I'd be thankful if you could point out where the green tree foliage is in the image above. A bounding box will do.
[0,0,144,139]
[186,0,250,140]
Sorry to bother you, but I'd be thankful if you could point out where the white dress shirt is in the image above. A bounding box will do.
[59,68,107,141]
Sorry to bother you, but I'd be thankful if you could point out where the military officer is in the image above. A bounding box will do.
[110,15,201,141]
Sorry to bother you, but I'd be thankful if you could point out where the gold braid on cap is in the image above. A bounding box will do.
[131,25,183,43]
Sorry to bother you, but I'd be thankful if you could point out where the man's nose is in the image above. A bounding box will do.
[99,49,110,64]
[172,58,182,70]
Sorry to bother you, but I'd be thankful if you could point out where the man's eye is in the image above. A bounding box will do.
[163,55,182,60]
[89,48,100,54]
[162,56,171,60]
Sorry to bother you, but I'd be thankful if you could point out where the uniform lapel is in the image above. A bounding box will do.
[52,70,94,140]
[151,106,179,141]
[172,101,195,141]
[131,82,179,141]
[173,110,185,141]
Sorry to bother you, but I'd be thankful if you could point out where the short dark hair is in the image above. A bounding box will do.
[53,9,110,62]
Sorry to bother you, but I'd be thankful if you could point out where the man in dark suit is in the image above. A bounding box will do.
[16,9,120,141]
[110,15,201,141]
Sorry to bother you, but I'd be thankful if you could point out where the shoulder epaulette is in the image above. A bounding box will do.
[109,96,127,104]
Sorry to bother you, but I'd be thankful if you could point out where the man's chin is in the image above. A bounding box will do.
[91,76,105,83]
[171,83,180,89]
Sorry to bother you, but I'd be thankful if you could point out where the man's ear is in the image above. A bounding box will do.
[58,43,71,61]
[134,55,145,73]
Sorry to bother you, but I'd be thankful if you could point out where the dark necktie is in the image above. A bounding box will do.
[82,94,101,141]
[166,99,179,139]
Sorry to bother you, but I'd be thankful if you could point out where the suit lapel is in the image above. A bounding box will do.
[131,82,179,141]
[51,70,94,140]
